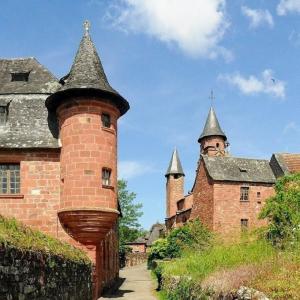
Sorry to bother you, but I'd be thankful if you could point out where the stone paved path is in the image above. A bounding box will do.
[100,263,157,300]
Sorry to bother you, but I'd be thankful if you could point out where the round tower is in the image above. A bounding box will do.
[198,107,228,157]
[165,149,185,218]
[46,22,129,245]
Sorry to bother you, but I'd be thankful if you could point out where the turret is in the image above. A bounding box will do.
[198,107,228,157]
[165,149,185,218]
[46,21,129,245]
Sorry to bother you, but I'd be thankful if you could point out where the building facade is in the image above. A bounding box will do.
[0,22,129,299]
[165,107,300,234]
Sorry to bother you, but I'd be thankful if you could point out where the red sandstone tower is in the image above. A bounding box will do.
[198,107,228,157]
[165,149,185,218]
[46,22,129,297]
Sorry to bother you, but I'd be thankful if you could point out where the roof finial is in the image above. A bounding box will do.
[209,90,215,107]
[83,20,91,36]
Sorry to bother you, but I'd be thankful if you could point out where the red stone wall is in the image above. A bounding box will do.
[128,244,146,253]
[200,136,226,156]
[213,182,274,234]
[0,149,66,238]
[57,98,120,212]
[166,175,184,218]
[190,161,214,230]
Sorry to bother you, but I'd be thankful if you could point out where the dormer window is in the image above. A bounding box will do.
[101,113,111,128]
[239,167,247,173]
[11,72,30,82]
[0,106,7,125]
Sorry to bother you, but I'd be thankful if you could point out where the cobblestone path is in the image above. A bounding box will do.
[100,263,157,300]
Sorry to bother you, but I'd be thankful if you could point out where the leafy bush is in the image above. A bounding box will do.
[259,173,300,247]
[162,276,213,300]
[148,220,212,266]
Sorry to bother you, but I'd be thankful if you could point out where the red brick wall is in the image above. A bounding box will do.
[213,182,274,234]
[166,175,184,218]
[200,136,226,156]
[57,98,120,212]
[0,150,66,238]
[190,161,214,230]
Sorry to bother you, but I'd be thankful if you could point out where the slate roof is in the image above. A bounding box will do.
[198,107,227,142]
[0,58,60,94]
[165,149,185,177]
[147,223,165,246]
[46,30,129,115]
[202,155,276,183]
[0,58,60,148]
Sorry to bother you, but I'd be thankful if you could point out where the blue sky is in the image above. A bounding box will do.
[1,0,300,229]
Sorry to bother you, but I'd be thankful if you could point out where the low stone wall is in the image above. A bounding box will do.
[0,244,92,300]
[125,253,148,267]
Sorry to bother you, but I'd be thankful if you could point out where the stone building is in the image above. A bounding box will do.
[0,22,129,298]
[165,107,300,233]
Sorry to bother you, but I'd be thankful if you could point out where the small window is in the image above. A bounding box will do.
[240,187,249,201]
[216,143,220,148]
[177,199,184,211]
[241,219,248,230]
[0,106,7,125]
[257,192,261,198]
[102,168,111,186]
[0,164,20,194]
[101,113,111,128]
[11,72,30,82]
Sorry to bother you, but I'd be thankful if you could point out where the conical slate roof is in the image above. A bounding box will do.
[165,149,185,177]
[198,107,227,142]
[46,22,129,115]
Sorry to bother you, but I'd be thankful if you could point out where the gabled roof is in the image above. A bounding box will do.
[198,107,227,142]
[202,155,276,184]
[46,26,129,115]
[165,149,185,177]
[271,153,300,177]
[0,58,60,94]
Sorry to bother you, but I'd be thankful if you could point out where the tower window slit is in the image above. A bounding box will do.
[102,168,111,186]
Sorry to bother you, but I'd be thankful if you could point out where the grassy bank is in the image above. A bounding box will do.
[0,215,90,264]
[155,237,300,299]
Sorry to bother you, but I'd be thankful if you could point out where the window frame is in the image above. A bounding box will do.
[241,219,249,230]
[102,168,112,187]
[0,164,20,195]
[240,186,249,202]
[101,113,111,128]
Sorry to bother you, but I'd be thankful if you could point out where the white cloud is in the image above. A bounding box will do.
[277,0,300,15]
[106,0,231,60]
[241,6,274,28]
[219,69,286,99]
[118,160,155,179]
[283,121,300,134]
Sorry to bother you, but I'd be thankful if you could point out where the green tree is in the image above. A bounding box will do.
[118,179,143,247]
[259,173,300,247]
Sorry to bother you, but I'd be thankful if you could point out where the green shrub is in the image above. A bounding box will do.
[259,173,300,247]
[149,220,212,266]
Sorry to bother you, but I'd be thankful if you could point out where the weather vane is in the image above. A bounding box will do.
[209,90,215,107]
[83,20,91,35]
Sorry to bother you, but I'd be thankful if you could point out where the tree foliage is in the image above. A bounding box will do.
[118,179,143,247]
[259,173,300,247]
[148,219,212,264]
